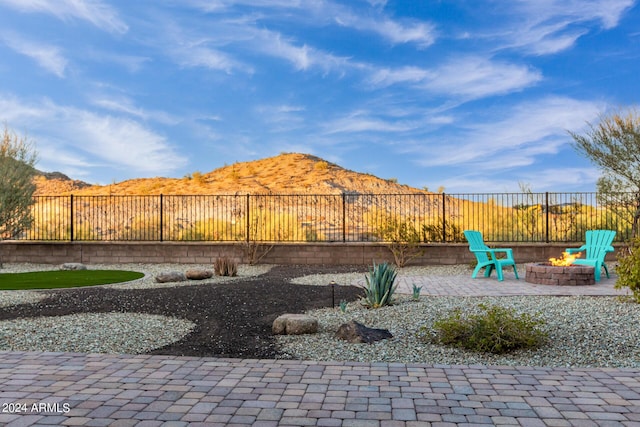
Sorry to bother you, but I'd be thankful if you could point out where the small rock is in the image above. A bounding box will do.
[60,263,87,270]
[273,314,318,335]
[335,320,393,344]
[155,271,187,283]
[185,269,214,280]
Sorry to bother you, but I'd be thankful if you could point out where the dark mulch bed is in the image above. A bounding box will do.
[0,265,365,359]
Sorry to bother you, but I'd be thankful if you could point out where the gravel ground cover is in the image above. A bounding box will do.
[276,294,640,368]
[0,263,363,358]
[0,263,638,368]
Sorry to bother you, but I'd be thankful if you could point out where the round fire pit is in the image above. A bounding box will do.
[525,263,595,286]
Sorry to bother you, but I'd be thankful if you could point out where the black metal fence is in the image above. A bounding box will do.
[22,192,636,243]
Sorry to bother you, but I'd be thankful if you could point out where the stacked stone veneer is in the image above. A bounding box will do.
[525,263,596,286]
[0,241,622,266]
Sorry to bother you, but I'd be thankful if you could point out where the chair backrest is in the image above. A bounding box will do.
[464,230,488,250]
[583,230,616,259]
[464,230,491,262]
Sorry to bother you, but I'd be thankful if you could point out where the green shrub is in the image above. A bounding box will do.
[615,238,640,302]
[214,256,238,277]
[428,303,547,354]
[361,262,398,308]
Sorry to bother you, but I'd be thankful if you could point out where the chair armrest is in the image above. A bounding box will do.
[565,246,586,254]
[487,248,514,259]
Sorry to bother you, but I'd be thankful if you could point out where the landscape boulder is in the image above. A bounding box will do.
[60,263,87,270]
[185,269,214,280]
[272,314,318,335]
[335,320,393,344]
[155,271,187,283]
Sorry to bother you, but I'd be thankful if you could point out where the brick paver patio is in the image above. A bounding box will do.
[1,270,638,426]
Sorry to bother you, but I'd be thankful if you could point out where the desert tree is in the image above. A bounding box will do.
[0,125,37,267]
[569,108,640,238]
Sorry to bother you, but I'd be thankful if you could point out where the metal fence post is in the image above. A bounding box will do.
[545,192,549,243]
[442,192,446,242]
[70,194,74,242]
[246,194,250,243]
[159,194,164,242]
[342,193,346,242]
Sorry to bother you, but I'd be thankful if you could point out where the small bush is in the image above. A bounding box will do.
[428,304,547,354]
[214,256,238,277]
[361,262,398,308]
[375,215,423,267]
[615,238,640,302]
[192,171,205,184]
[314,161,329,170]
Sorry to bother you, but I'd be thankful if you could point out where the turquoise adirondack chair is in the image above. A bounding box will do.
[463,230,519,281]
[565,229,616,282]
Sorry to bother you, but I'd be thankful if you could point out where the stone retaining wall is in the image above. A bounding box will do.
[0,241,622,266]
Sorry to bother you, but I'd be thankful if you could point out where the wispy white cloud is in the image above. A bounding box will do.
[152,1,432,78]
[490,0,635,55]
[334,12,436,48]
[252,28,350,73]
[151,18,250,74]
[183,0,303,12]
[365,0,388,7]
[323,109,420,134]
[252,104,308,134]
[86,50,150,73]
[171,40,246,74]
[0,0,128,34]
[369,56,542,98]
[186,0,436,48]
[515,0,635,29]
[427,165,601,193]
[414,97,603,168]
[328,1,436,47]
[91,95,177,125]
[0,95,186,179]
[1,32,67,77]
[516,167,601,191]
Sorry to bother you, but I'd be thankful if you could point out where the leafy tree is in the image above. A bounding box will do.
[0,125,37,267]
[569,109,640,237]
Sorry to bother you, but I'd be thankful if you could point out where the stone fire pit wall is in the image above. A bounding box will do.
[525,263,595,286]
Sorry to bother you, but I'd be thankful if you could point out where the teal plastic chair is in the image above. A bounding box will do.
[565,230,616,282]
[463,230,519,281]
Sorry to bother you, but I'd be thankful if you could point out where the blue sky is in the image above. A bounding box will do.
[0,0,638,193]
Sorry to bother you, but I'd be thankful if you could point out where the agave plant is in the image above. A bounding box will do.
[362,262,398,308]
[412,283,423,301]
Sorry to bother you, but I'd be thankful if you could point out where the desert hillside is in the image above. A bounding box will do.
[34,153,429,196]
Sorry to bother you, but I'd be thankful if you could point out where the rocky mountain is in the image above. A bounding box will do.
[34,153,430,195]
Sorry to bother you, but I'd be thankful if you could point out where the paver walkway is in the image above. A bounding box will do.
[1,271,638,426]
[390,271,628,297]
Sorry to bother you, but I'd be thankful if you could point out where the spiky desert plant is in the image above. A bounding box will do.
[362,262,398,308]
[412,283,422,301]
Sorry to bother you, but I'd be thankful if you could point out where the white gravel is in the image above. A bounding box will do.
[0,262,271,354]
[275,294,640,368]
[0,312,196,354]
[2,263,639,368]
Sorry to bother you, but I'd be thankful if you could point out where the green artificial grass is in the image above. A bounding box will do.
[0,270,145,290]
